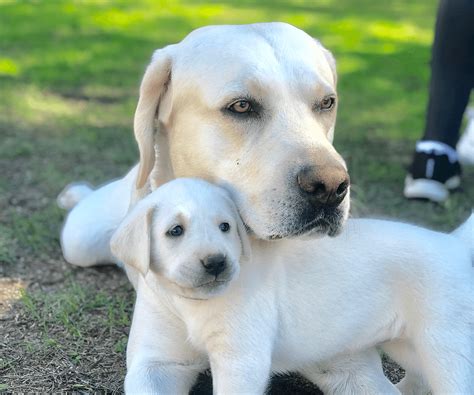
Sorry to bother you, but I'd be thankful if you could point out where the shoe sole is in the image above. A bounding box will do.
[404,176,461,203]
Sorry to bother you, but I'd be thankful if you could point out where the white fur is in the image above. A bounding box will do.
[57,182,94,210]
[60,167,138,267]
[57,23,474,394]
[60,22,349,269]
[113,179,473,395]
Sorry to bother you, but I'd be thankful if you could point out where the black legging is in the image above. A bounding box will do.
[423,0,474,148]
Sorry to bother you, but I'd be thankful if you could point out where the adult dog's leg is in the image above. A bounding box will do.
[59,166,138,267]
[300,349,400,395]
[412,324,473,394]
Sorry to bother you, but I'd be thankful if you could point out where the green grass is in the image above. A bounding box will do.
[2,280,133,392]
[1,0,471,241]
[0,0,472,392]
[20,282,131,342]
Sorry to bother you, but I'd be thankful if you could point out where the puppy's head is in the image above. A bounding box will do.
[111,178,250,299]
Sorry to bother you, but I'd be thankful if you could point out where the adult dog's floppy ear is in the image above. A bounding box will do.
[135,49,172,189]
[314,39,337,142]
[110,202,156,275]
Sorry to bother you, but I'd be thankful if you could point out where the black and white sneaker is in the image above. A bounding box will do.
[404,140,461,202]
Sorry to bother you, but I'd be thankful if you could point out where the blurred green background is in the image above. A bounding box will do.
[0,1,472,392]
[1,0,472,239]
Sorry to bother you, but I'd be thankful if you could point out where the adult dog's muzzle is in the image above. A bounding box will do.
[296,165,350,208]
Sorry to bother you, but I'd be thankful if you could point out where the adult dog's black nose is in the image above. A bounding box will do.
[297,165,350,207]
[201,254,227,277]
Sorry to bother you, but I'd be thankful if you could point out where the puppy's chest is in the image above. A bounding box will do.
[176,290,278,354]
[177,303,227,353]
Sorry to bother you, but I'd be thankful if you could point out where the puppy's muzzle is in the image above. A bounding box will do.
[297,165,350,207]
[200,253,227,277]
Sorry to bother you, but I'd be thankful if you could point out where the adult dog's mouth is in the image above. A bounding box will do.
[268,207,345,240]
[295,217,338,237]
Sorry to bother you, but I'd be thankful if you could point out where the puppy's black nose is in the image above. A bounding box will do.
[201,254,227,277]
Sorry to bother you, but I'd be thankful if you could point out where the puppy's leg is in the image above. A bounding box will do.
[300,348,400,395]
[207,326,273,394]
[125,290,206,394]
[381,340,430,395]
[209,352,272,395]
[126,360,202,395]
[60,166,137,267]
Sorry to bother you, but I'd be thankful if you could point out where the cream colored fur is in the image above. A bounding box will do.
[113,179,473,395]
[57,23,474,394]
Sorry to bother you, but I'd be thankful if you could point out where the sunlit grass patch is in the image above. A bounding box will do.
[0,278,27,317]
[368,21,431,45]
[0,58,20,76]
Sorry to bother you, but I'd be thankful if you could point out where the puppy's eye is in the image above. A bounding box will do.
[167,225,184,237]
[318,96,336,111]
[228,100,253,114]
[219,222,230,232]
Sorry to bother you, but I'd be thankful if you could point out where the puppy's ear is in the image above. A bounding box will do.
[314,39,337,86]
[219,189,252,263]
[227,202,251,263]
[110,202,156,275]
[135,48,173,189]
[236,214,251,263]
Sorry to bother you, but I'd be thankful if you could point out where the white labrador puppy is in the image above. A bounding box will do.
[110,178,473,395]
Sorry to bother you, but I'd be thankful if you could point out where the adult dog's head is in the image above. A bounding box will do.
[135,22,350,240]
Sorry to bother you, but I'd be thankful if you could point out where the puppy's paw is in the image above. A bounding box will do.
[57,182,94,210]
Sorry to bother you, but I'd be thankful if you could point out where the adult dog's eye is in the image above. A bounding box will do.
[167,225,184,237]
[228,100,253,114]
[219,222,230,232]
[319,96,336,111]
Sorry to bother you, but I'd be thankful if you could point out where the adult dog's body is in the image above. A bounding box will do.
[108,178,473,395]
[59,23,474,394]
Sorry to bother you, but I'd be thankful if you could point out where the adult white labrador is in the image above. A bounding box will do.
[58,23,473,394]
[59,22,350,269]
[108,178,473,395]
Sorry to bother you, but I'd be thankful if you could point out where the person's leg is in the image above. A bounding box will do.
[423,0,474,146]
[405,0,474,202]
